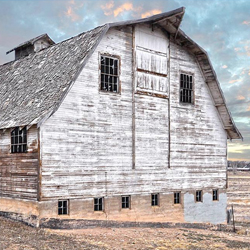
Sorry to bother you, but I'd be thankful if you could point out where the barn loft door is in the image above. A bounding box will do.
[134,24,169,97]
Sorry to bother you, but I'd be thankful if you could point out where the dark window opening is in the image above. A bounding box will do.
[58,200,68,215]
[94,197,104,211]
[180,73,193,103]
[213,189,218,201]
[11,127,27,153]
[101,55,119,93]
[151,194,159,206]
[196,190,202,202]
[122,196,130,209]
[174,192,180,204]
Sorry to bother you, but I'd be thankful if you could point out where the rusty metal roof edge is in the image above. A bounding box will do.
[177,29,243,140]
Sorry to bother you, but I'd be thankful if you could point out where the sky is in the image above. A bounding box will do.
[0,0,249,161]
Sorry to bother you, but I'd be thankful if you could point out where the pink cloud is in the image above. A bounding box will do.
[141,9,162,18]
[242,20,250,25]
[114,3,134,17]
[101,1,114,16]
[222,65,228,69]
[229,79,241,84]
[237,95,245,100]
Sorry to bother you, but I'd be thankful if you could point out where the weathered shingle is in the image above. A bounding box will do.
[0,24,107,129]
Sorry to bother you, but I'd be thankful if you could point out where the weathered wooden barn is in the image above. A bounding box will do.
[0,7,242,227]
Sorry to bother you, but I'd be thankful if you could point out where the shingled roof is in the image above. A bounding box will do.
[0,7,242,139]
[0,24,108,129]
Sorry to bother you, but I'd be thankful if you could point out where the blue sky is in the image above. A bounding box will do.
[0,0,249,161]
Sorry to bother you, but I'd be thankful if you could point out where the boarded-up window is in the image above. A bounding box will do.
[180,73,193,103]
[11,127,27,153]
[100,55,119,93]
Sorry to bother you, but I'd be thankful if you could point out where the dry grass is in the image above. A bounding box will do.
[1,216,250,249]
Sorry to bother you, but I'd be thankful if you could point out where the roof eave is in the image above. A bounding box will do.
[176,29,242,140]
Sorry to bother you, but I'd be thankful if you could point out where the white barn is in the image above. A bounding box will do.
[0,7,242,227]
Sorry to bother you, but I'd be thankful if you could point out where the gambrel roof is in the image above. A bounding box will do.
[0,7,242,139]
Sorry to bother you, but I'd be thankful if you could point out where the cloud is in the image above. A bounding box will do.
[65,6,80,21]
[242,20,250,25]
[114,3,134,17]
[64,0,82,22]
[244,45,250,56]
[141,9,162,18]
[229,79,241,84]
[228,144,250,154]
[237,95,245,100]
[101,1,114,16]
[222,65,228,68]
[234,47,241,52]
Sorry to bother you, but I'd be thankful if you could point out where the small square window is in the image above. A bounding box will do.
[151,194,159,206]
[174,192,181,204]
[213,189,218,201]
[196,190,202,202]
[122,196,130,209]
[100,55,119,93]
[180,73,193,104]
[11,127,27,153]
[94,197,104,211]
[58,200,68,215]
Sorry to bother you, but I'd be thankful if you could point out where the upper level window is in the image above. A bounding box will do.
[11,127,27,153]
[122,195,130,209]
[180,73,193,104]
[100,55,119,93]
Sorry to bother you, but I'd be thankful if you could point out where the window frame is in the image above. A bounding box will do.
[179,72,194,104]
[58,200,69,215]
[195,190,203,202]
[213,189,219,201]
[94,197,104,211]
[151,193,159,206]
[174,192,181,204]
[99,53,121,94]
[121,195,131,209]
[10,126,28,153]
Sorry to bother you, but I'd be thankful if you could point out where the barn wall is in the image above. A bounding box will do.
[39,25,227,223]
[0,125,39,200]
[169,37,228,223]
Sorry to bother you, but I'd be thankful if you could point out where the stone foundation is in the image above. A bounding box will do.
[0,190,227,228]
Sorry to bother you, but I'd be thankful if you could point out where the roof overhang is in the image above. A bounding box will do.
[175,29,242,140]
[109,7,185,38]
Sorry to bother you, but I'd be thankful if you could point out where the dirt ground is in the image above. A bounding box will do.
[0,217,250,250]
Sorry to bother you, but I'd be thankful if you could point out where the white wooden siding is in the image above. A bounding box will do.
[39,25,227,200]
[135,24,169,96]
